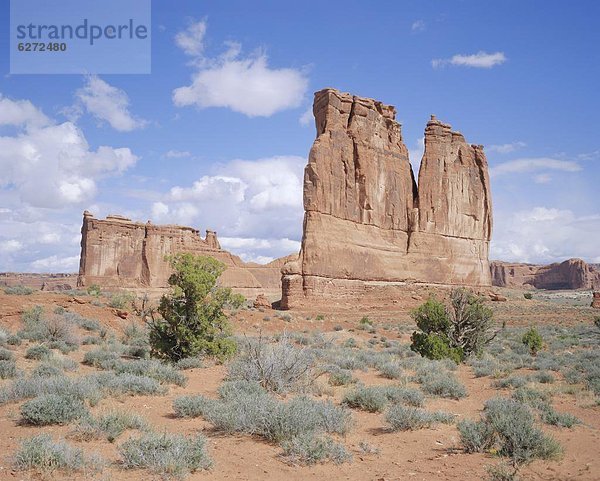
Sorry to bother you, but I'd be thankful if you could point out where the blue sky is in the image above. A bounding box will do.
[0,0,599,271]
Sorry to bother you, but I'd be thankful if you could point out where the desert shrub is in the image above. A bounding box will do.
[0,347,14,360]
[4,285,33,295]
[228,333,315,393]
[595,316,600,330]
[119,432,212,476]
[379,386,425,407]
[539,406,580,428]
[78,318,101,332]
[414,370,467,399]
[14,434,100,473]
[494,375,530,389]
[6,334,22,346]
[523,293,533,300]
[385,405,454,431]
[522,328,543,355]
[71,410,148,442]
[342,385,387,412]
[459,397,562,468]
[378,361,402,379]
[100,359,187,386]
[173,356,202,370]
[173,395,214,418]
[31,363,63,378]
[108,292,135,309]
[327,367,355,386]
[532,371,554,384]
[281,434,351,465]
[25,344,52,360]
[122,322,149,346]
[106,373,166,396]
[83,348,121,366]
[359,316,373,326]
[82,335,101,345]
[511,387,550,408]
[20,394,88,425]
[147,254,241,361]
[457,419,495,453]
[266,396,352,442]
[410,289,497,362]
[87,284,102,296]
[0,359,18,379]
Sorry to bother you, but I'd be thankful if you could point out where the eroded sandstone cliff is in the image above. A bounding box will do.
[281,88,493,308]
[491,258,600,290]
[77,211,285,296]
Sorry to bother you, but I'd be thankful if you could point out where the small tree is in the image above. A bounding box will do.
[147,254,243,361]
[410,288,498,362]
[522,327,543,355]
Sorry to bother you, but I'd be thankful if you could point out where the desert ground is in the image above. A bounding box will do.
[0,285,598,481]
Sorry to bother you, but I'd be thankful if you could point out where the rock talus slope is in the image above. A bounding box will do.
[282,88,493,308]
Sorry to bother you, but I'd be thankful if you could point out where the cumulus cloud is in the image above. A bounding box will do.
[491,207,600,264]
[490,157,581,178]
[0,94,50,128]
[173,21,308,117]
[432,51,507,69]
[150,155,305,260]
[74,76,148,132]
[0,93,138,271]
[486,141,526,154]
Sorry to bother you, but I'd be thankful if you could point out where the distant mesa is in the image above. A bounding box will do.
[491,258,600,290]
[77,212,290,297]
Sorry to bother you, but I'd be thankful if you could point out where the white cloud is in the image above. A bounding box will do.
[432,51,507,69]
[0,94,50,128]
[30,255,80,272]
[491,207,600,264]
[487,141,526,154]
[299,106,313,126]
[74,76,148,132]
[0,239,23,253]
[175,19,207,56]
[0,118,137,208]
[411,20,426,32]
[490,157,581,178]
[164,150,192,158]
[173,22,308,117]
[150,155,305,259]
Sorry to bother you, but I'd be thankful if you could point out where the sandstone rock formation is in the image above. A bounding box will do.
[77,211,287,296]
[281,88,493,308]
[491,258,600,290]
[592,292,600,309]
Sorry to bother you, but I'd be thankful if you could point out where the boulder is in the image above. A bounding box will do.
[253,294,272,310]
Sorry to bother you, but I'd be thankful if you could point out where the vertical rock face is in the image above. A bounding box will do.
[77,212,287,296]
[282,88,493,308]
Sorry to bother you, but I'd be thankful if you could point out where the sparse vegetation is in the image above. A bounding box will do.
[4,285,34,295]
[522,327,543,355]
[20,394,89,425]
[458,397,562,470]
[410,289,497,363]
[385,405,454,431]
[146,254,242,361]
[15,433,102,473]
[119,432,212,477]
[71,410,148,442]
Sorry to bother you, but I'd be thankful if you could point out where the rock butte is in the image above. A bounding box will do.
[77,211,291,297]
[491,258,600,290]
[281,88,493,308]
